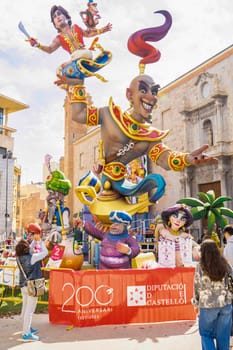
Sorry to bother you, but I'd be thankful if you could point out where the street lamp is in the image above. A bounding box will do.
[4,150,12,237]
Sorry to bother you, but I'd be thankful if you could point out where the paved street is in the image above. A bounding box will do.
[0,313,201,350]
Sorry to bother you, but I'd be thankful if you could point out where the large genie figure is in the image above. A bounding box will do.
[55,10,217,223]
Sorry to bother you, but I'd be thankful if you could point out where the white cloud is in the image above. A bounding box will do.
[0,0,232,184]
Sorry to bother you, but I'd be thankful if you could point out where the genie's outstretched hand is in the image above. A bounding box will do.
[186,144,218,165]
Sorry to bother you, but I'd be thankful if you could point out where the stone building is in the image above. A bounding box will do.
[151,44,233,238]
[63,99,88,217]
[0,94,28,238]
[62,45,233,239]
[19,183,47,234]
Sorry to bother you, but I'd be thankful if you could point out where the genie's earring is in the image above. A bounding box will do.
[168,220,171,227]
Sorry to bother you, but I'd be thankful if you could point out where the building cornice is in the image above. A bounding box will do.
[159,45,233,96]
[0,94,29,114]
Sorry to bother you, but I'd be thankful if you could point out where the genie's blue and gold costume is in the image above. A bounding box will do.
[90,98,168,202]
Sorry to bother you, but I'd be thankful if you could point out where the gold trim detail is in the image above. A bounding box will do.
[87,106,99,126]
[69,85,87,104]
[148,143,171,163]
[168,152,191,171]
[103,162,126,181]
[108,97,169,141]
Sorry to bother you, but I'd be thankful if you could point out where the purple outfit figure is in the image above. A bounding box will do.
[84,211,140,269]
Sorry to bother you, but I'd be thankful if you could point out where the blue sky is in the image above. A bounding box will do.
[0,0,232,184]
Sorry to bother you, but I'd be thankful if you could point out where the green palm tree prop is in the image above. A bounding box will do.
[177,190,233,234]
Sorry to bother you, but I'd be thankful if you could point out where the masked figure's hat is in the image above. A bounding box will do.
[109,210,132,225]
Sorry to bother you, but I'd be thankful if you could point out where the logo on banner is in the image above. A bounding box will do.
[127,283,187,307]
[127,286,146,306]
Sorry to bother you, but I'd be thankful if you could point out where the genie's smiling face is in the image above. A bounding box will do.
[126,75,160,122]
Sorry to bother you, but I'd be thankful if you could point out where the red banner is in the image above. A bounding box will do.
[49,267,196,327]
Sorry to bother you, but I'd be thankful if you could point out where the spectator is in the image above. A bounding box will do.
[15,237,48,341]
[223,224,233,347]
[192,239,232,350]
[223,225,233,266]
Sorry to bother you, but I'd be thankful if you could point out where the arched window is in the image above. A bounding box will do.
[203,120,213,146]
[201,82,210,98]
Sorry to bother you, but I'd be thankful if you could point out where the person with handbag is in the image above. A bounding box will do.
[223,224,233,348]
[192,239,233,350]
[15,233,48,341]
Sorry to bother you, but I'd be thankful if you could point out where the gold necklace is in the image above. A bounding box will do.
[168,227,182,236]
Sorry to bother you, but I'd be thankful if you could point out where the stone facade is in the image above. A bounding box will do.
[73,127,101,215]
[63,99,88,217]
[150,45,233,236]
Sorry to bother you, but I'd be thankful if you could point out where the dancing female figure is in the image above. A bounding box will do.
[156,204,199,267]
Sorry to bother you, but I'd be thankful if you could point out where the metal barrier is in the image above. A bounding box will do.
[0,263,74,306]
[0,264,49,305]
[0,240,16,252]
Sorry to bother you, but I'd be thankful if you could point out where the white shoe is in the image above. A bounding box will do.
[230,336,233,347]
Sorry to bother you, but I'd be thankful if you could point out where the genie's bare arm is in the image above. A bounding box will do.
[154,144,218,171]
[55,77,88,123]
[55,76,107,126]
